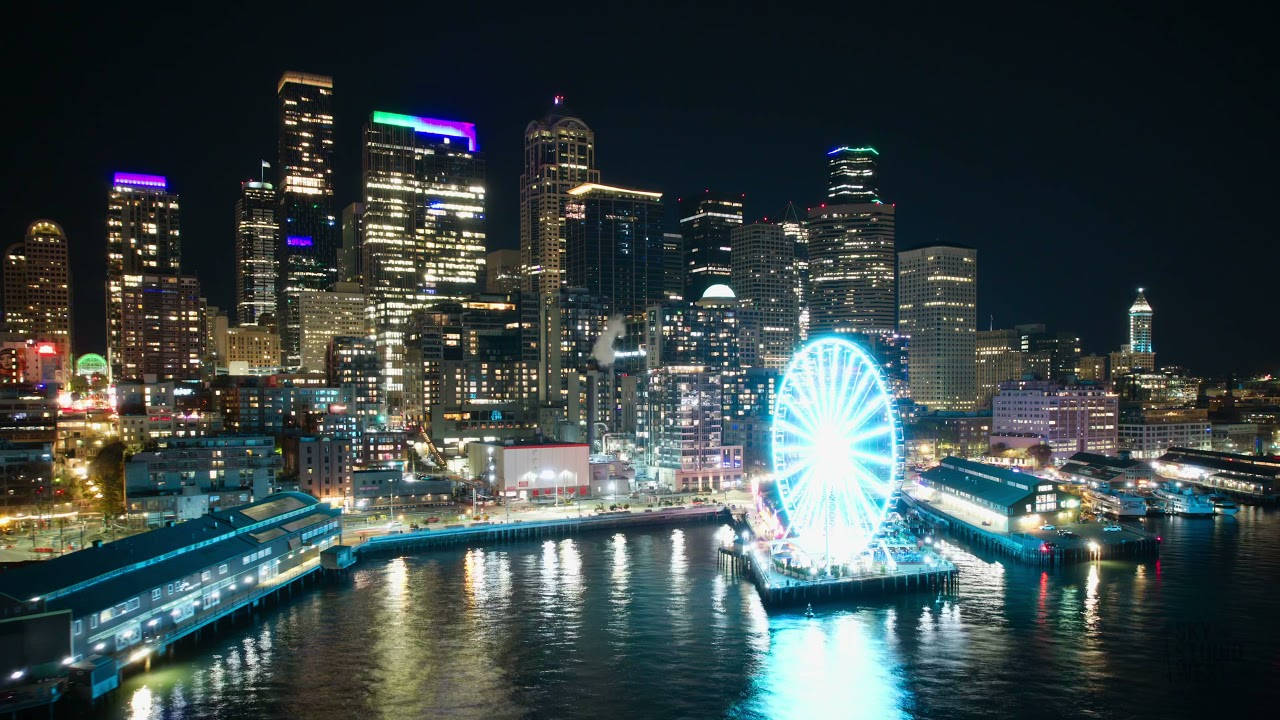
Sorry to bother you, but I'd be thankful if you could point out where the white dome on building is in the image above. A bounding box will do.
[701,283,736,300]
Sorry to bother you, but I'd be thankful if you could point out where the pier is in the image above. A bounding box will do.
[902,493,1160,566]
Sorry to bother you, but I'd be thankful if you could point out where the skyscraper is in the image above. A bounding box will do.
[976,328,1024,408]
[827,146,880,202]
[118,274,205,381]
[730,221,797,368]
[4,220,71,355]
[235,180,278,325]
[806,201,896,336]
[565,183,665,315]
[361,110,486,420]
[680,190,744,300]
[106,172,181,380]
[898,245,977,411]
[520,97,599,296]
[276,71,337,369]
[780,203,810,340]
[662,232,684,300]
[1129,288,1153,353]
[298,283,367,373]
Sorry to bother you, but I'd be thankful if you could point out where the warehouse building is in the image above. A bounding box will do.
[919,457,1062,532]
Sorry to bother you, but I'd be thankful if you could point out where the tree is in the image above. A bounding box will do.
[89,441,126,521]
[1028,444,1054,469]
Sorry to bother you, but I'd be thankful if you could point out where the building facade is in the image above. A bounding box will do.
[565,183,664,315]
[976,329,1024,408]
[826,146,880,202]
[520,97,599,296]
[992,379,1119,458]
[107,173,181,379]
[806,201,896,336]
[680,190,744,300]
[297,283,367,373]
[730,222,798,369]
[234,180,278,325]
[899,245,977,411]
[4,220,72,356]
[118,274,205,381]
[276,72,338,369]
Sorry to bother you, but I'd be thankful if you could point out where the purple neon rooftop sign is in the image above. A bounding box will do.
[371,111,478,151]
[113,172,168,189]
[286,236,314,247]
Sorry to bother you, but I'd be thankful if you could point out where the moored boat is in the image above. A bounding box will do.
[1153,483,1215,517]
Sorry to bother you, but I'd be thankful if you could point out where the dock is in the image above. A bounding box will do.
[353,505,731,556]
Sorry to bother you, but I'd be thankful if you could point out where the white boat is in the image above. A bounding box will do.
[1209,494,1240,516]
[1153,483,1215,517]
[1085,484,1148,519]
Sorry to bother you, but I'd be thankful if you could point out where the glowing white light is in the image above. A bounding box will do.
[10,669,25,680]
[772,336,901,569]
[94,643,105,652]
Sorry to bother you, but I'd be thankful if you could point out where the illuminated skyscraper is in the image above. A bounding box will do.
[565,183,665,315]
[898,245,977,411]
[680,190,744,300]
[976,328,1024,408]
[827,146,880,202]
[361,110,486,421]
[4,220,71,355]
[106,172,181,380]
[118,274,205,381]
[235,179,278,325]
[276,71,337,369]
[730,221,797,368]
[662,232,684,300]
[520,97,599,296]
[780,203,809,340]
[1129,288,1153,354]
[806,201,895,336]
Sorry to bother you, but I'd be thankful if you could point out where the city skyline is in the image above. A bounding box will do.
[2,6,1276,376]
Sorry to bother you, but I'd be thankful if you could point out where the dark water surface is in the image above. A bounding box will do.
[104,508,1280,719]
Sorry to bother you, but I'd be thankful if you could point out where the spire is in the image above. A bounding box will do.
[1129,287,1152,314]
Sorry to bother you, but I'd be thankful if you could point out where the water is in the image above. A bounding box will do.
[104,509,1280,720]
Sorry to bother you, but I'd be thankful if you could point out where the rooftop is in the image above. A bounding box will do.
[922,461,1038,511]
[1068,452,1141,470]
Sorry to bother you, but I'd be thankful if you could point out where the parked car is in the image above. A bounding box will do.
[1040,524,1056,531]
[1103,525,1123,532]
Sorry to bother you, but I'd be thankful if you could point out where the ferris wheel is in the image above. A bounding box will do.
[771,336,902,568]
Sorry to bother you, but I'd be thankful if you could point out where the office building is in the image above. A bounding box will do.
[485,249,521,294]
[361,111,487,420]
[277,72,337,369]
[224,326,281,373]
[565,183,664,315]
[827,146,880,202]
[234,180,278,325]
[4,220,72,355]
[125,435,281,500]
[520,96,599,296]
[662,232,684,300]
[780,204,809,340]
[107,173,181,379]
[1077,355,1108,383]
[806,200,895,336]
[730,222,797,368]
[339,202,363,285]
[284,435,357,503]
[976,329,1024,408]
[680,190,744,300]
[992,379,1119,459]
[899,245,977,411]
[297,283,367,373]
[1119,408,1211,459]
[1017,324,1082,381]
[118,275,204,381]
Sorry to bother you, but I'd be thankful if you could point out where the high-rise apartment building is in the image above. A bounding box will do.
[680,190,744,300]
[298,283,367,373]
[361,111,487,421]
[806,202,895,336]
[976,329,1025,408]
[520,97,599,296]
[827,146,880,202]
[118,274,205,381]
[565,183,664,315]
[277,71,337,369]
[328,336,382,428]
[4,220,71,355]
[898,245,977,411]
[107,172,181,379]
[730,222,797,368]
[235,180,278,325]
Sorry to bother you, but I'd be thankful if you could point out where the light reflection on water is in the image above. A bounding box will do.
[107,510,1280,719]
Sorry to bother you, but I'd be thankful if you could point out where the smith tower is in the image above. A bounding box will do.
[1129,288,1153,354]
[276,71,337,369]
[520,96,599,296]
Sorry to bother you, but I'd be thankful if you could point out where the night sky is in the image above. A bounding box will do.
[4,4,1275,376]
